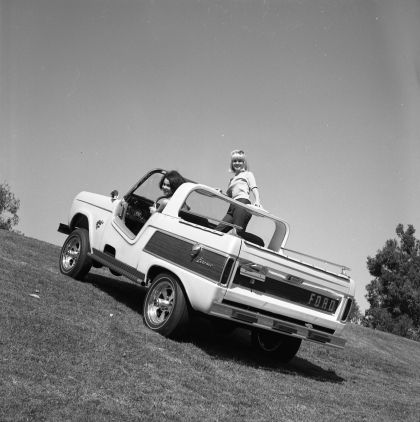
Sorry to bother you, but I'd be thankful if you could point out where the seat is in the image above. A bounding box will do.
[179,210,210,228]
[240,232,264,247]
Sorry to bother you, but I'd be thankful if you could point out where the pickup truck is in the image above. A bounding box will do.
[58,169,355,362]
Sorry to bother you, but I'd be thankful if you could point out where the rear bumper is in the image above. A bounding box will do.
[209,301,346,349]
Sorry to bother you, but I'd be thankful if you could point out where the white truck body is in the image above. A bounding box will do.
[59,169,355,357]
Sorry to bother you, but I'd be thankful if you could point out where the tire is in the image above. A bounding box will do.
[143,273,189,338]
[59,228,92,281]
[251,329,301,363]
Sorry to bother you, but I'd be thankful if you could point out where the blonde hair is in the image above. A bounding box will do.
[229,149,248,172]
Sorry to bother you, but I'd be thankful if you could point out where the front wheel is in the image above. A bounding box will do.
[143,273,189,338]
[251,329,301,363]
[59,228,92,280]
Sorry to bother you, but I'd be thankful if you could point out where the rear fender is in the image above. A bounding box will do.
[146,265,193,310]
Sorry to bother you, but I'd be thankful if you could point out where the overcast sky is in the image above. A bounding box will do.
[1,0,420,311]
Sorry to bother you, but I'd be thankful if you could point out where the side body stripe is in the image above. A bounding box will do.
[144,231,227,282]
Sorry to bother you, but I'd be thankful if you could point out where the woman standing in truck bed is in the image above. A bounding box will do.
[217,149,262,235]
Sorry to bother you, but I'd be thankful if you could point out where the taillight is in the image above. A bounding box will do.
[220,258,235,285]
[341,298,353,322]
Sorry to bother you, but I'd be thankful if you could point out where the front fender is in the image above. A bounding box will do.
[68,192,115,251]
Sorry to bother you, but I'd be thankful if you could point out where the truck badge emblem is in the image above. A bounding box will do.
[195,256,214,268]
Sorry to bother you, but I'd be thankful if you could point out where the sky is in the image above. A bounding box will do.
[1,0,420,311]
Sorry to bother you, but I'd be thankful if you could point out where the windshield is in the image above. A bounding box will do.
[128,170,166,203]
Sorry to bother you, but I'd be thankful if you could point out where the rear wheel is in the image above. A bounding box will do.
[143,273,189,338]
[251,329,301,363]
[59,228,92,280]
[210,318,237,336]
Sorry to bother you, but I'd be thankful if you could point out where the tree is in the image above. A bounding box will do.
[364,224,420,340]
[0,182,20,231]
[348,298,362,324]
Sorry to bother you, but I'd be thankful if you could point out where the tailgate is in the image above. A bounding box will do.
[222,241,353,324]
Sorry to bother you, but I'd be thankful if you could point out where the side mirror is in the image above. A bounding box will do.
[110,190,119,201]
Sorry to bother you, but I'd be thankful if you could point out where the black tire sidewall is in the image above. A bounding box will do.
[251,329,301,362]
[59,228,92,280]
[143,273,188,337]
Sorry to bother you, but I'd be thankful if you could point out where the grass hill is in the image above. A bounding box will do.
[1,230,419,421]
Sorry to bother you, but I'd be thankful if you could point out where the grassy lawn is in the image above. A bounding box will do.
[1,230,419,421]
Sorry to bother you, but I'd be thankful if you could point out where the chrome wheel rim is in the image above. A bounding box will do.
[61,236,81,271]
[146,280,175,326]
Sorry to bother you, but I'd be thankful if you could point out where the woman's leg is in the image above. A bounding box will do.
[231,202,251,234]
[215,205,234,233]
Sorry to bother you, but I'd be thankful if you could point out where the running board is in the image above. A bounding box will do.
[89,248,146,285]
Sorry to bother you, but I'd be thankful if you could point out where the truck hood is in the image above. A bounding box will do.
[74,191,115,213]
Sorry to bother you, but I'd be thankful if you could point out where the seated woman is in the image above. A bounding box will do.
[149,170,186,214]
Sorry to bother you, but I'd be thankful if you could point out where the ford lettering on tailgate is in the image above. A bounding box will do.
[307,293,339,312]
[234,269,341,314]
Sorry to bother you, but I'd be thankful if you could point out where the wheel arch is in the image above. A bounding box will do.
[70,213,90,232]
[59,225,92,280]
[69,213,96,251]
[146,265,193,311]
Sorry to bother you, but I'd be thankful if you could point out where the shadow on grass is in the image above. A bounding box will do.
[188,317,345,383]
[85,272,146,314]
[85,271,344,384]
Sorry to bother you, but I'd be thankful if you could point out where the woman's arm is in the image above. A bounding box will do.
[150,197,169,214]
[247,171,261,207]
[252,186,261,207]
[156,198,169,212]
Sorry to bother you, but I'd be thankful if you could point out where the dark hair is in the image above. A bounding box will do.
[159,170,185,193]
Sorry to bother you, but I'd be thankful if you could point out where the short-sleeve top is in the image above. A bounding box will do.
[226,171,257,201]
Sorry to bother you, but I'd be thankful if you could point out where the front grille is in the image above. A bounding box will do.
[222,299,335,335]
